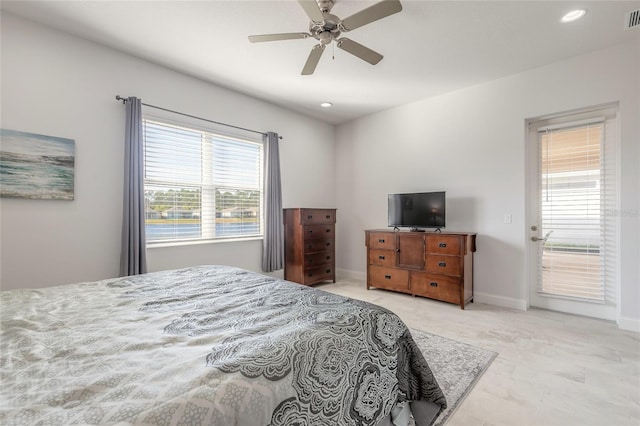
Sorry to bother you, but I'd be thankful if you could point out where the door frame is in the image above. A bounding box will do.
[524,107,619,321]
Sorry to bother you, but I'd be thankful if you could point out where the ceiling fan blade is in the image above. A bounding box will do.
[298,0,324,22]
[341,0,402,31]
[248,33,310,43]
[301,44,325,75]
[336,38,383,65]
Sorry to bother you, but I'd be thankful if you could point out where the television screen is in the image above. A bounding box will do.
[388,191,446,230]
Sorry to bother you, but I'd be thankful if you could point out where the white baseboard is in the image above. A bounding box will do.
[618,316,640,332]
[473,292,528,311]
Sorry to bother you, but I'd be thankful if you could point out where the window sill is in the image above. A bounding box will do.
[147,236,263,249]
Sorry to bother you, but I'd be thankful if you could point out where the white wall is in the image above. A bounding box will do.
[0,14,335,290]
[335,40,640,330]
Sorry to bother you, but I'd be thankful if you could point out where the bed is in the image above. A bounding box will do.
[0,265,446,425]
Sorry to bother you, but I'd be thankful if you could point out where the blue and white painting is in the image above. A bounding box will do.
[0,129,75,200]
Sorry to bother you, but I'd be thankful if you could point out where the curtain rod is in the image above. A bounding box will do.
[115,95,282,140]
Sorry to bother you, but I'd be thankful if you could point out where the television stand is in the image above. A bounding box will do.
[365,229,477,309]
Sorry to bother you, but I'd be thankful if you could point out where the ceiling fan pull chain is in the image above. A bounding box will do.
[332,42,335,60]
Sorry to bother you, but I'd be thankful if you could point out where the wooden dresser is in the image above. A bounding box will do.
[284,208,336,286]
[365,229,477,309]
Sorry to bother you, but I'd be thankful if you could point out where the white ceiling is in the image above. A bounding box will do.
[2,1,639,124]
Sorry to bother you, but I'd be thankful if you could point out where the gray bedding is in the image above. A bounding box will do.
[0,265,446,425]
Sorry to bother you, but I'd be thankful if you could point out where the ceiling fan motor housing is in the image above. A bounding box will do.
[309,14,341,43]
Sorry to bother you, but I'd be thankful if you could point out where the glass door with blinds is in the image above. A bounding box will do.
[527,105,618,320]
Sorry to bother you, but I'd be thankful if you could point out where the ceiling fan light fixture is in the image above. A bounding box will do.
[320,102,333,108]
[561,9,586,23]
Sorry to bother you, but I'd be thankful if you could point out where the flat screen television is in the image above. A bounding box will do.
[388,191,446,231]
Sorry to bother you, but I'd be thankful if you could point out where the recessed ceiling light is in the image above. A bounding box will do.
[320,102,333,108]
[561,9,586,23]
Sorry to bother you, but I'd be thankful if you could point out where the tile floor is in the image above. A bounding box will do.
[316,278,640,426]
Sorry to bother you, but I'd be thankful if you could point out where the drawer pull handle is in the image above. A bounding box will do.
[439,243,447,248]
[438,262,447,267]
[308,230,313,233]
[326,242,331,246]
[378,239,385,243]
[378,255,385,260]
[308,272,314,277]
[326,229,331,233]
[308,244,313,249]
[326,269,331,273]
[326,215,331,219]
[384,275,391,279]
[307,215,313,219]
[326,256,331,260]
[430,282,438,287]
[307,259,313,263]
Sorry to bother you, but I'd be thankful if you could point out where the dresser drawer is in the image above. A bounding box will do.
[367,232,396,250]
[304,252,334,268]
[368,265,409,292]
[410,272,461,304]
[304,265,335,283]
[303,224,334,240]
[426,255,462,276]
[300,209,336,225]
[304,238,333,253]
[426,235,462,255]
[368,249,396,267]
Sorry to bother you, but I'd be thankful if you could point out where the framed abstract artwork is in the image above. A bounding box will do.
[0,129,75,200]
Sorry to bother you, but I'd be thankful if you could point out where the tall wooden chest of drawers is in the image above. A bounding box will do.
[365,229,476,309]
[284,208,336,286]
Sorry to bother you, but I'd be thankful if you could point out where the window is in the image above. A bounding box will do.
[143,118,263,244]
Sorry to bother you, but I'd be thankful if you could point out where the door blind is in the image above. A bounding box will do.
[537,120,605,301]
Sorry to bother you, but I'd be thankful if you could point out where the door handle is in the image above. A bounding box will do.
[531,230,552,243]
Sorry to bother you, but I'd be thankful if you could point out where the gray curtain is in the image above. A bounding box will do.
[262,131,284,272]
[120,97,147,276]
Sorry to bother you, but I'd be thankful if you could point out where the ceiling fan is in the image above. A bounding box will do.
[248,0,402,75]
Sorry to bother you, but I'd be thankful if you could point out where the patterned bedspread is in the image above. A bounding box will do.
[0,265,445,425]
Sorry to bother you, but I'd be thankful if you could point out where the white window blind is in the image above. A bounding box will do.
[143,118,263,243]
[536,108,618,303]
